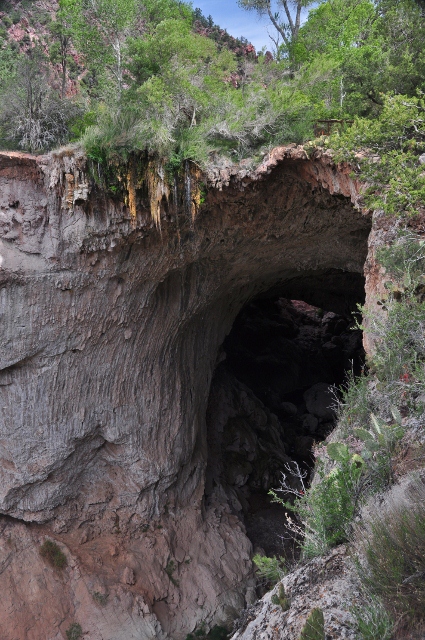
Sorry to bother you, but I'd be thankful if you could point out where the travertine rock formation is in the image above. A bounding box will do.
[0,145,371,639]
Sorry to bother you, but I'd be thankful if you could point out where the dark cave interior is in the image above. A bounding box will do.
[205,277,365,562]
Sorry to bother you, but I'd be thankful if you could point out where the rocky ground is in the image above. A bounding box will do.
[231,546,360,640]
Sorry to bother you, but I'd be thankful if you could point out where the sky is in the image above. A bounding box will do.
[191,1,314,52]
[192,1,272,51]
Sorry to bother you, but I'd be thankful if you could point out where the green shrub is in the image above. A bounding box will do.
[352,595,394,640]
[357,476,425,624]
[253,554,285,585]
[40,539,67,570]
[271,451,364,558]
[185,624,228,640]
[10,10,20,24]
[92,591,108,606]
[271,583,290,611]
[327,94,425,218]
[336,371,372,437]
[206,627,228,640]
[66,623,82,640]
[377,231,425,293]
[165,559,179,586]
[299,608,325,640]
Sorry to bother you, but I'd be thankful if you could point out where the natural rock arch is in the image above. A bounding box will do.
[0,146,371,639]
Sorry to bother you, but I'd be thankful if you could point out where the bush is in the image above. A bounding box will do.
[66,623,82,640]
[377,231,425,293]
[40,539,67,569]
[253,554,285,585]
[0,49,80,152]
[352,595,394,640]
[299,608,325,640]
[271,583,290,611]
[326,94,425,218]
[356,475,425,625]
[336,371,372,437]
[271,451,365,558]
[92,591,108,606]
[185,625,228,640]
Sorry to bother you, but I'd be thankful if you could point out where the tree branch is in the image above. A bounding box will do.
[281,0,296,36]
[267,5,289,46]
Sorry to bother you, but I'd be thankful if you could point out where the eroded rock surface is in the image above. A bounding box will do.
[231,546,360,640]
[0,145,371,638]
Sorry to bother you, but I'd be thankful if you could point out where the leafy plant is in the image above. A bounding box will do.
[253,554,285,585]
[92,591,108,606]
[377,231,425,293]
[353,410,403,485]
[66,623,82,640]
[351,595,394,640]
[271,455,364,558]
[356,476,425,624]
[185,624,228,640]
[327,93,425,217]
[271,583,290,611]
[165,559,179,586]
[40,539,67,570]
[299,608,325,640]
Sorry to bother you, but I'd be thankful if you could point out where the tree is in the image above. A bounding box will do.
[61,0,139,99]
[238,0,317,49]
[0,48,79,152]
[49,12,73,98]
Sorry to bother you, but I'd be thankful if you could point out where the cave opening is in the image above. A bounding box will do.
[205,270,365,563]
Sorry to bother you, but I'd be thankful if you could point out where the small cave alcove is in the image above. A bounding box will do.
[205,271,365,561]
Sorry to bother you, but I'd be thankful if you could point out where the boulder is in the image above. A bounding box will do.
[302,413,319,433]
[304,383,336,420]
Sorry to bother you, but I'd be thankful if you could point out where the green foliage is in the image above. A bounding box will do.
[185,624,229,640]
[92,591,108,606]
[66,623,82,640]
[299,608,325,640]
[165,559,179,586]
[271,583,290,611]
[351,595,394,640]
[40,539,67,570]
[0,47,81,152]
[271,451,364,558]
[238,0,316,53]
[0,42,17,86]
[362,294,425,402]
[253,554,285,584]
[357,477,425,623]
[327,93,425,216]
[377,231,425,292]
[1,0,425,195]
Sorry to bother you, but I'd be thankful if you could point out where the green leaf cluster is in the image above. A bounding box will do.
[253,553,286,584]
[299,608,325,640]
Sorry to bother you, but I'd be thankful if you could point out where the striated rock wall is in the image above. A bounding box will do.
[0,145,371,638]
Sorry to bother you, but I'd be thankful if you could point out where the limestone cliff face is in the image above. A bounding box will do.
[0,145,371,639]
